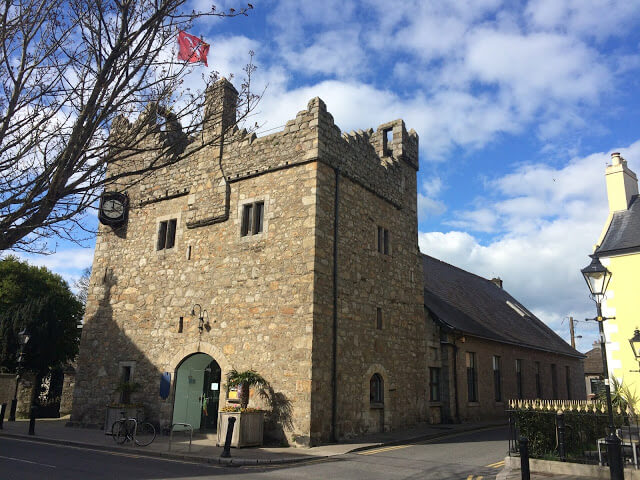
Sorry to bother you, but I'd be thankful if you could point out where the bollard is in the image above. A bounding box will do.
[9,398,17,422]
[556,412,566,462]
[28,404,36,436]
[220,416,236,458]
[0,403,6,430]
[519,436,530,480]
[606,432,624,480]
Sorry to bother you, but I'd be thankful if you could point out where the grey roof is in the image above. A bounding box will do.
[596,195,640,256]
[422,254,583,358]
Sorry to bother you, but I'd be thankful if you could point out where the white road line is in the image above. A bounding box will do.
[0,454,56,468]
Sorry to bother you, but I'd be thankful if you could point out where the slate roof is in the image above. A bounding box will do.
[583,347,603,375]
[596,195,640,256]
[422,254,583,358]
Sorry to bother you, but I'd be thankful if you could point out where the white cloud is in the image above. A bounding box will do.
[418,194,447,219]
[11,248,94,288]
[525,0,640,41]
[420,141,640,348]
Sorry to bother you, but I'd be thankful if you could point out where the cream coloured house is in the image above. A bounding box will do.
[592,153,640,393]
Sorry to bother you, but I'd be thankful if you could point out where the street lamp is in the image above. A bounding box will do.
[191,304,210,333]
[581,255,623,480]
[629,328,640,372]
[9,328,30,422]
[630,328,640,359]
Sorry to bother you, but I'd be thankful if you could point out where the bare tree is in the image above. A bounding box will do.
[0,0,258,253]
[73,266,91,307]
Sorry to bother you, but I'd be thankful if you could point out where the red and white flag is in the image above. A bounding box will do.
[177,31,210,67]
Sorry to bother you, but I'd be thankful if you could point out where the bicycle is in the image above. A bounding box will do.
[111,417,156,446]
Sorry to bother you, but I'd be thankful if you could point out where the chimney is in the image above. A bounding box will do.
[605,152,638,212]
[490,277,503,289]
[203,78,238,141]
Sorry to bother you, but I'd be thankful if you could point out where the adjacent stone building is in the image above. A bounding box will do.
[71,79,429,445]
[422,255,586,423]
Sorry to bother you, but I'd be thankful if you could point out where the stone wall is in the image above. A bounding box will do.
[72,79,427,445]
[60,366,76,415]
[0,373,16,405]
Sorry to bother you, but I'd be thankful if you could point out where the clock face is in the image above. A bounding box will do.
[102,199,124,219]
[99,192,128,225]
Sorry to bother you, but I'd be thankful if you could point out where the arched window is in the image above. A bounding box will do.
[370,373,384,405]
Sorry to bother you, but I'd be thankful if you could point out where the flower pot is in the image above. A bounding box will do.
[216,411,264,447]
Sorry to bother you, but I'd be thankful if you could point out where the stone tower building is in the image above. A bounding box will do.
[71,79,428,445]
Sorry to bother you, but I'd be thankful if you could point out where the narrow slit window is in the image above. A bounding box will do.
[166,219,177,249]
[157,221,167,250]
[383,128,393,156]
[241,201,264,237]
[254,202,264,234]
[370,374,384,405]
[377,226,390,255]
[376,308,382,330]
[430,367,440,401]
[157,219,177,250]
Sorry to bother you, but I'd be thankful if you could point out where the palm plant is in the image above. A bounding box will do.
[597,376,639,414]
[226,369,269,409]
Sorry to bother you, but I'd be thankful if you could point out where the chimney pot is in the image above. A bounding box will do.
[490,277,503,289]
[611,152,623,165]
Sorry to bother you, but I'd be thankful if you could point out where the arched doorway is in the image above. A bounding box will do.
[172,353,221,432]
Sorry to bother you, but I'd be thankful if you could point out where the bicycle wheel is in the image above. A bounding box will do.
[134,422,156,446]
[112,420,127,445]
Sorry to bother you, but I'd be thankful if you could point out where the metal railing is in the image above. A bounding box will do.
[168,423,193,452]
[507,399,638,467]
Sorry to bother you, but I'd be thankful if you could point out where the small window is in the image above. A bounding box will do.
[590,377,604,396]
[119,364,134,404]
[430,367,440,401]
[551,364,558,399]
[377,226,390,255]
[370,373,384,405]
[376,308,382,330]
[466,352,478,402]
[535,361,542,398]
[241,201,264,236]
[565,366,572,400]
[493,356,502,402]
[157,219,177,250]
[516,359,523,399]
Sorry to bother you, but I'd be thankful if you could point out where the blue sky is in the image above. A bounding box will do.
[14,0,640,351]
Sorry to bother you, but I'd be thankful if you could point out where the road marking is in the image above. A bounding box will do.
[0,454,56,468]
[357,444,412,455]
[486,460,505,468]
[0,437,222,468]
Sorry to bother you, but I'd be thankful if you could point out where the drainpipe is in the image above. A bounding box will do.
[331,168,340,443]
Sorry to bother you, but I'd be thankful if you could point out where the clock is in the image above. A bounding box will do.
[98,191,128,226]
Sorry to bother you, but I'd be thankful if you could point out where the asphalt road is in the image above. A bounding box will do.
[0,426,509,480]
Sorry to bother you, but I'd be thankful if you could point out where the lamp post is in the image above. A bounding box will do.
[9,328,30,422]
[581,255,624,479]
[629,328,640,364]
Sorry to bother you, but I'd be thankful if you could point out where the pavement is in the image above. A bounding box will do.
[0,416,603,479]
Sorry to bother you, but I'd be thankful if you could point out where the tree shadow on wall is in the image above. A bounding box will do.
[263,385,293,446]
[71,267,166,429]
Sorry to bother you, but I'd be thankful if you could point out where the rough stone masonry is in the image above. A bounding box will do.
[71,78,434,446]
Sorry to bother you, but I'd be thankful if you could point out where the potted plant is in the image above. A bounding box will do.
[104,381,143,434]
[217,369,269,447]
